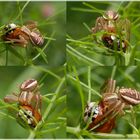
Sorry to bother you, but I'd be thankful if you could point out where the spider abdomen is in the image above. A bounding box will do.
[119,88,140,105]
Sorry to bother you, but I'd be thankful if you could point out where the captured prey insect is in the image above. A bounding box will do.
[84,79,140,133]
[4,79,42,128]
[92,10,130,52]
[1,21,44,47]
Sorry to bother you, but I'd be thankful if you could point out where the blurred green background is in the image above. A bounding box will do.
[0,66,66,138]
[67,66,140,138]
[67,1,140,66]
[0,1,66,66]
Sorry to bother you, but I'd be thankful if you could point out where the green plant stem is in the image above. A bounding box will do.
[73,67,85,115]
[32,31,55,61]
[68,74,101,98]
[42,77,65,120]
[67,126,81,136]
[85,132,139,139]
[5,46,8,66]
[28,77,65,138]
[17,1,23,25]
[111,66,117,79]
[32,66,61,80]
[67,44,104,66]
[14,0,30,21]
[0,111,15,120]
[88,66,91,103]
[67,126,139,139]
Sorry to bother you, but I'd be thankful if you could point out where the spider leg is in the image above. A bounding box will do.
[100,100,122,120]
[31,93,42,112]
[101,79,116,94]
[92,17,106,33]
[24,21,38,30]
[102,92,118,106]
[4,94,18,103]
[117,18,131,41]
[109,102,125,117]
[6,35,28,47]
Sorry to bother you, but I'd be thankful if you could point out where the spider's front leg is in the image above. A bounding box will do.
[18,91,34,106]
[100,79,118,110]
[117,18,131,42]
[6,35,28,47]
[101,79,116,94]
[24,21,38,30]
[30,93,42,123]
[4,94,19,103]
[31,93,42,112]
[92,17,107,33]
[102,92,118,107]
